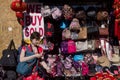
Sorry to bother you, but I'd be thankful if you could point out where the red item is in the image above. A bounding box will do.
[16,12,24,18]
[23,72,44,80]
[10,0,27,12]
[38,47,43,53]
[90,77,96,80]
[114,19,120,40]
[17,18,24,26]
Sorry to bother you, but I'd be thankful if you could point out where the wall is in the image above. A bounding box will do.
[0,0,22,58]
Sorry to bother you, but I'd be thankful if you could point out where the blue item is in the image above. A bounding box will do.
[73,54,84,62]
[16,47,37,75]
[60,22,66,29]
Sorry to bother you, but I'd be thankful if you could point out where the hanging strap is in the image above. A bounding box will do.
[7,39,16,50]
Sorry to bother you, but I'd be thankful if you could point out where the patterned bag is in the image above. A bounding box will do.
[51,7,62,20]
[75,40,88,51]
[75,7,86,20]
[97,11,109,21]
[99,28,109,36]
[62,4,74,20]
[60,41,68,53]
[68,40,76,54]
[44,21,54,37]
[69,18,81,30]
[62,28,71,40]
[41,5,51,17]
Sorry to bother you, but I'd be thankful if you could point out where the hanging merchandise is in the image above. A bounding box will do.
[16,12,24,18]
[60,21,68,29]
[62,28,71,40]
[60,40,76,54]
[73,54,84,62]
[114,19,120,40]
[51,7,62,20]
[86,7,97,18]
[62,4,75,20]
[69,18,81,31]
[44,21,54,38]
[41,5,51,17]
[67,40,76,54]
[99,27,109,36]
[75,40,88,52]
[78,27,87,39]
[96,10,109,21]
[0,40,18,68]
[75,7,86,20]
[10,0,27,12]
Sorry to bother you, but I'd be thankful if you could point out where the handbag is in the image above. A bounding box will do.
[87,40,95,50]
[99,27,109,36]
[41,5,51,17]
[69,18,81,30]
[62,28,71,40]
[16,47,37,75]
[75,40,88,51]
[51,7,62,20]
[62,4,74,20]
[78,27,87,39]
[0,39,18,68]
[97,11,109,21]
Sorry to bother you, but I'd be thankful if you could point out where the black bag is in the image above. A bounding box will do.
[6,70,17,80]
[0,64,5,78]
[0,40,18,68]
[44,21,54,38]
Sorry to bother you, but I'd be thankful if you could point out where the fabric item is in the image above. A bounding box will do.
[86,7,97,18]
[81,62,89,76]
[99,27,109,36]
[23,72,44,80]
[6,70,17,80]
[62,4,74,20]
[97,11,109,21]
[60,21,67,29]
[71,32,78,40]
[41,5,51,17]
[0,65,5,78]
[62,28,71,40]
[87,40,95,50]
[51,7,62,20]
[68,40,76,54]
[97,56,110,67]
[75,7,86,20]
[73,54,84,62]
[78,27,87,39]
[45,21,54,37]
[75,40,88,51]
[69,18,81,30]
[114,19,120,40]
[64,56,72,69]
[60,41,68,53]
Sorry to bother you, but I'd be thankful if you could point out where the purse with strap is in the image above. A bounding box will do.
[78,27,87,39]
[0,39,18,68]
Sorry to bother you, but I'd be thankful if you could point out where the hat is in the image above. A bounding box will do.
[97,56,110,67]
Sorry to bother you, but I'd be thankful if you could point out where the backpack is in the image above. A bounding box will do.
[0,40,18,69]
